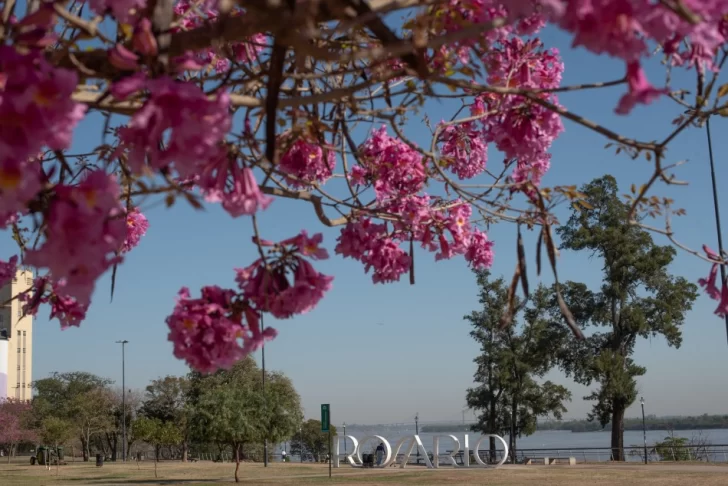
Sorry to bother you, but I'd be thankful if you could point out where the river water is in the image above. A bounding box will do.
[278,425,728,463]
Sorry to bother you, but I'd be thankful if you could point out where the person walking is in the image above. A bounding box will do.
[281,450,287,462]
[375,443,384,466]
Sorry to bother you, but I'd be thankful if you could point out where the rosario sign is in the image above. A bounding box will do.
[332,434,508,469]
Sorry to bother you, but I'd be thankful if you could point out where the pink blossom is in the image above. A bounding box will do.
[166,286,248,373]
[290,231,329,260]
[0,157,42,228]
[335,219,411,283]
[715,284,728,318]
[109,44,139,71]
[699,245,723,300]
[236,233,333,318]
[121,208,150,253]
[0,47,86,161]
[24,171,126,306]
[278,135,335,187]
[197,151,273,217]
[89,0,145,24]
[615,61,668,115]
[465,230,495,269]
[438,122,488,180]
[354,126,426,202]
[0,255,18,287]
[116,77,231,176]
[19,277,89,329]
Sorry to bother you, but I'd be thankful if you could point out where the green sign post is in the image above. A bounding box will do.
[321,404,330,432]
[321,404,331,478]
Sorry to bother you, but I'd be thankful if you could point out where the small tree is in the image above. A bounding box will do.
[0,398,37,462]
[290,420,337,462]
[40,417,73,474]
[132,417,182,478]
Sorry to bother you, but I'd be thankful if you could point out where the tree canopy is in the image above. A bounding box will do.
[466,271,571,461]
[553,175,698,461]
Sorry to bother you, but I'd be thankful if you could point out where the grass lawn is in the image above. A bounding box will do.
[1,459,728,485]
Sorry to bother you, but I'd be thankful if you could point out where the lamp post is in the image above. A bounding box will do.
[415,413,419,463]
[640,397,647,465]
[261,315,268,468]
[343,422,347,456]
[300,425,304,463]
[115,340,128,462]
[705,120,728,343]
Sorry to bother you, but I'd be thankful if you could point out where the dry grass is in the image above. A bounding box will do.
[1,459,728,485]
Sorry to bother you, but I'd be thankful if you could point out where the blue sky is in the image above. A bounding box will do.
[3,24,728,426]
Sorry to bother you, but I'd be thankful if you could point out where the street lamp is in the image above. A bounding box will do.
[343,422,347,456]
[640,397,647,465]
[261,315,268,468]
[115,340,128,462]
[415,413,419,463]
[300,425,304,463]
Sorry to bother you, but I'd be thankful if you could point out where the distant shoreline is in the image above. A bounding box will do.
[420,415,728,434]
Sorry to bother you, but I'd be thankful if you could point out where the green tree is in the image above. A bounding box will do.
[191,386,265,482]
[290,419,337,463]
[465,272,571,462]
[32,372,114,461]
[140,376,190,461]
[554,175,698,461]
[187,357,302,481]
[132,416,183,478]
[40,416,73,473]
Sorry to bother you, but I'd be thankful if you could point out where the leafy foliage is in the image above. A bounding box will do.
[465,272,571,461]
[289,419,337,462]
[553,175,699,461]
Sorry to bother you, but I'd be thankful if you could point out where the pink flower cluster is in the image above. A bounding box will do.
[350,126,427,202]
[699,246,728,318]
[437,122,488,180]
[113,75,231,177]
[167,232,333,371]
[24,171,127,306]
[336,199,495,284]
[122,208,150,253]
[197,151,273,218]
[172,0,266,71]
[20,277,89,330]
[278,134,336,187]
[469,37,564,189]
[0,255,18,287]
[0,46,85,226]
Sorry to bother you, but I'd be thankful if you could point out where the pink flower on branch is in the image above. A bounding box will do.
[121,208,150,253]
[237,232,334,318]
[24,171,127,306]
[699,245,728,317]
[197,150,273,217]
[0,255,18,287]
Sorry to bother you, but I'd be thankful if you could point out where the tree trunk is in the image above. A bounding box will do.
[181,441,188,462]
[510,398,517,464]
[611,404,626,461]
[82,437,90,462]
[234,444,240,483]
[488,400,497,462]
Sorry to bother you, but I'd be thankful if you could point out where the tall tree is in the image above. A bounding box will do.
[33,372,113,461]
[555,175,698,461]
[465,273,571,462]
[140,376,190,461]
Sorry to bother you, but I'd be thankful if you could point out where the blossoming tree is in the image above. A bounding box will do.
[0,0,727,374]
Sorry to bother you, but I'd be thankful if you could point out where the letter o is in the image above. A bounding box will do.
[471,435,509,468]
